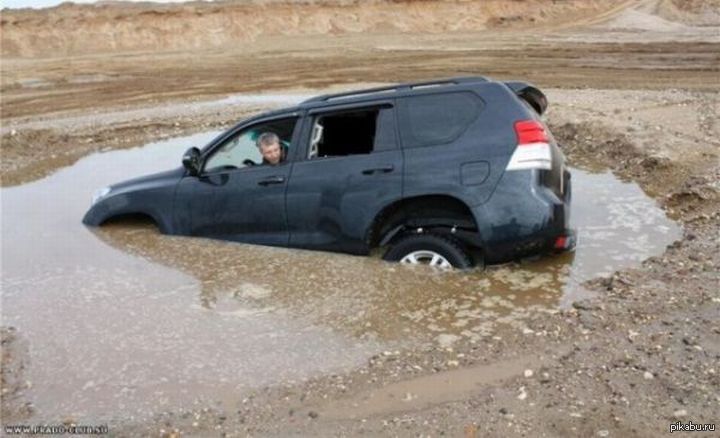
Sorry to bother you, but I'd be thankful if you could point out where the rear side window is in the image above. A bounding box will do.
[307,106,395,159]
[399,92,482,148]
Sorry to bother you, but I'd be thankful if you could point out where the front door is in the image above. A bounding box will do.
[175,116,300,246]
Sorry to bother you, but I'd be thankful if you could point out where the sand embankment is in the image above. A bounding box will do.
[2,0,631,57]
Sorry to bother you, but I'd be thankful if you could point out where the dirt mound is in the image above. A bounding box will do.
[1,0,626,57]
[656,0,720,25]
[602,8,690,31]
[597,0,720,31]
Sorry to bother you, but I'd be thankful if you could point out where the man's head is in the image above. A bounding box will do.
[256,132,283,165]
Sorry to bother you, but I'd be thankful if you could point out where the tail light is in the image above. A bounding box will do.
[554,236,568,249]
[506,120,552,171]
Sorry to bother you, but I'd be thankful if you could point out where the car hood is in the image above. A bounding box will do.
[83,167,186,228]
[108,167,185,194]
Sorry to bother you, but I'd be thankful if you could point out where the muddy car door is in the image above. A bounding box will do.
[285,102,402,253]
[174,116,300,246]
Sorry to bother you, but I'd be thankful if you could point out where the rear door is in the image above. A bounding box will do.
[285,102,402,254]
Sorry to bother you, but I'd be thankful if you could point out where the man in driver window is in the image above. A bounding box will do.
[256,132,286,166]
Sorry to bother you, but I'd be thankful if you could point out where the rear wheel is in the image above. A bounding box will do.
[383,233,474,270]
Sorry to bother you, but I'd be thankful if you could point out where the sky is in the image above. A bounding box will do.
[2,0,209,10]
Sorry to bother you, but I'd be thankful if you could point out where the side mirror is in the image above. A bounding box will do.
[182,147,201,176]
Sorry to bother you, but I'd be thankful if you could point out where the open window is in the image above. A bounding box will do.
[203,117,297,173]
[308,107,390,159]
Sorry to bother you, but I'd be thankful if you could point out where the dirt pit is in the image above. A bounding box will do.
[1,0,718,434]
[1,128,680,424]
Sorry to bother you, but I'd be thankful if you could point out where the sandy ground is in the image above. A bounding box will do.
[1,0,719,436]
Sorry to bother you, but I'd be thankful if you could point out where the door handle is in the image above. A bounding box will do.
[362,165,394,175]
[258,175,285,186]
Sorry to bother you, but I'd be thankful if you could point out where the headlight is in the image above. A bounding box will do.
[91,187,111,205]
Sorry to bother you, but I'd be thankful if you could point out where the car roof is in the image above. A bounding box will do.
[299,76,490,109]
[238,76,496,127]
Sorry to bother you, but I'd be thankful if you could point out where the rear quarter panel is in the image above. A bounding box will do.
[400,83,531,208]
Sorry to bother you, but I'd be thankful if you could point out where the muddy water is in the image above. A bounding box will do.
[1,132,680,423]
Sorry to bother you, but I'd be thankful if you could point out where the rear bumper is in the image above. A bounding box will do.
[481,226,575,264]
[552,228,577,252]
[472,168,574,264]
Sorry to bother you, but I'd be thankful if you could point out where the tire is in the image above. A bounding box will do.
[383,233,474,269]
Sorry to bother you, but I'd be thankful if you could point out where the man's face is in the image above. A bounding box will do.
[260,141,282,165]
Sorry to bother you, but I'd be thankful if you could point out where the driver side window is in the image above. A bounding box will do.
[203,117,297,173]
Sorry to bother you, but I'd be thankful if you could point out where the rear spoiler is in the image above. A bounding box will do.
[505,81,547,116]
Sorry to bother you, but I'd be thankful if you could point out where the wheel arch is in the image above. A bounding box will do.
[365,194,483,249]
[95,211,170,234]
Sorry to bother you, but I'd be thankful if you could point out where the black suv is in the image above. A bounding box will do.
[84,77,575,269]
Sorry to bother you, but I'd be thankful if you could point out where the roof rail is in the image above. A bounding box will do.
[301,76,488,104]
